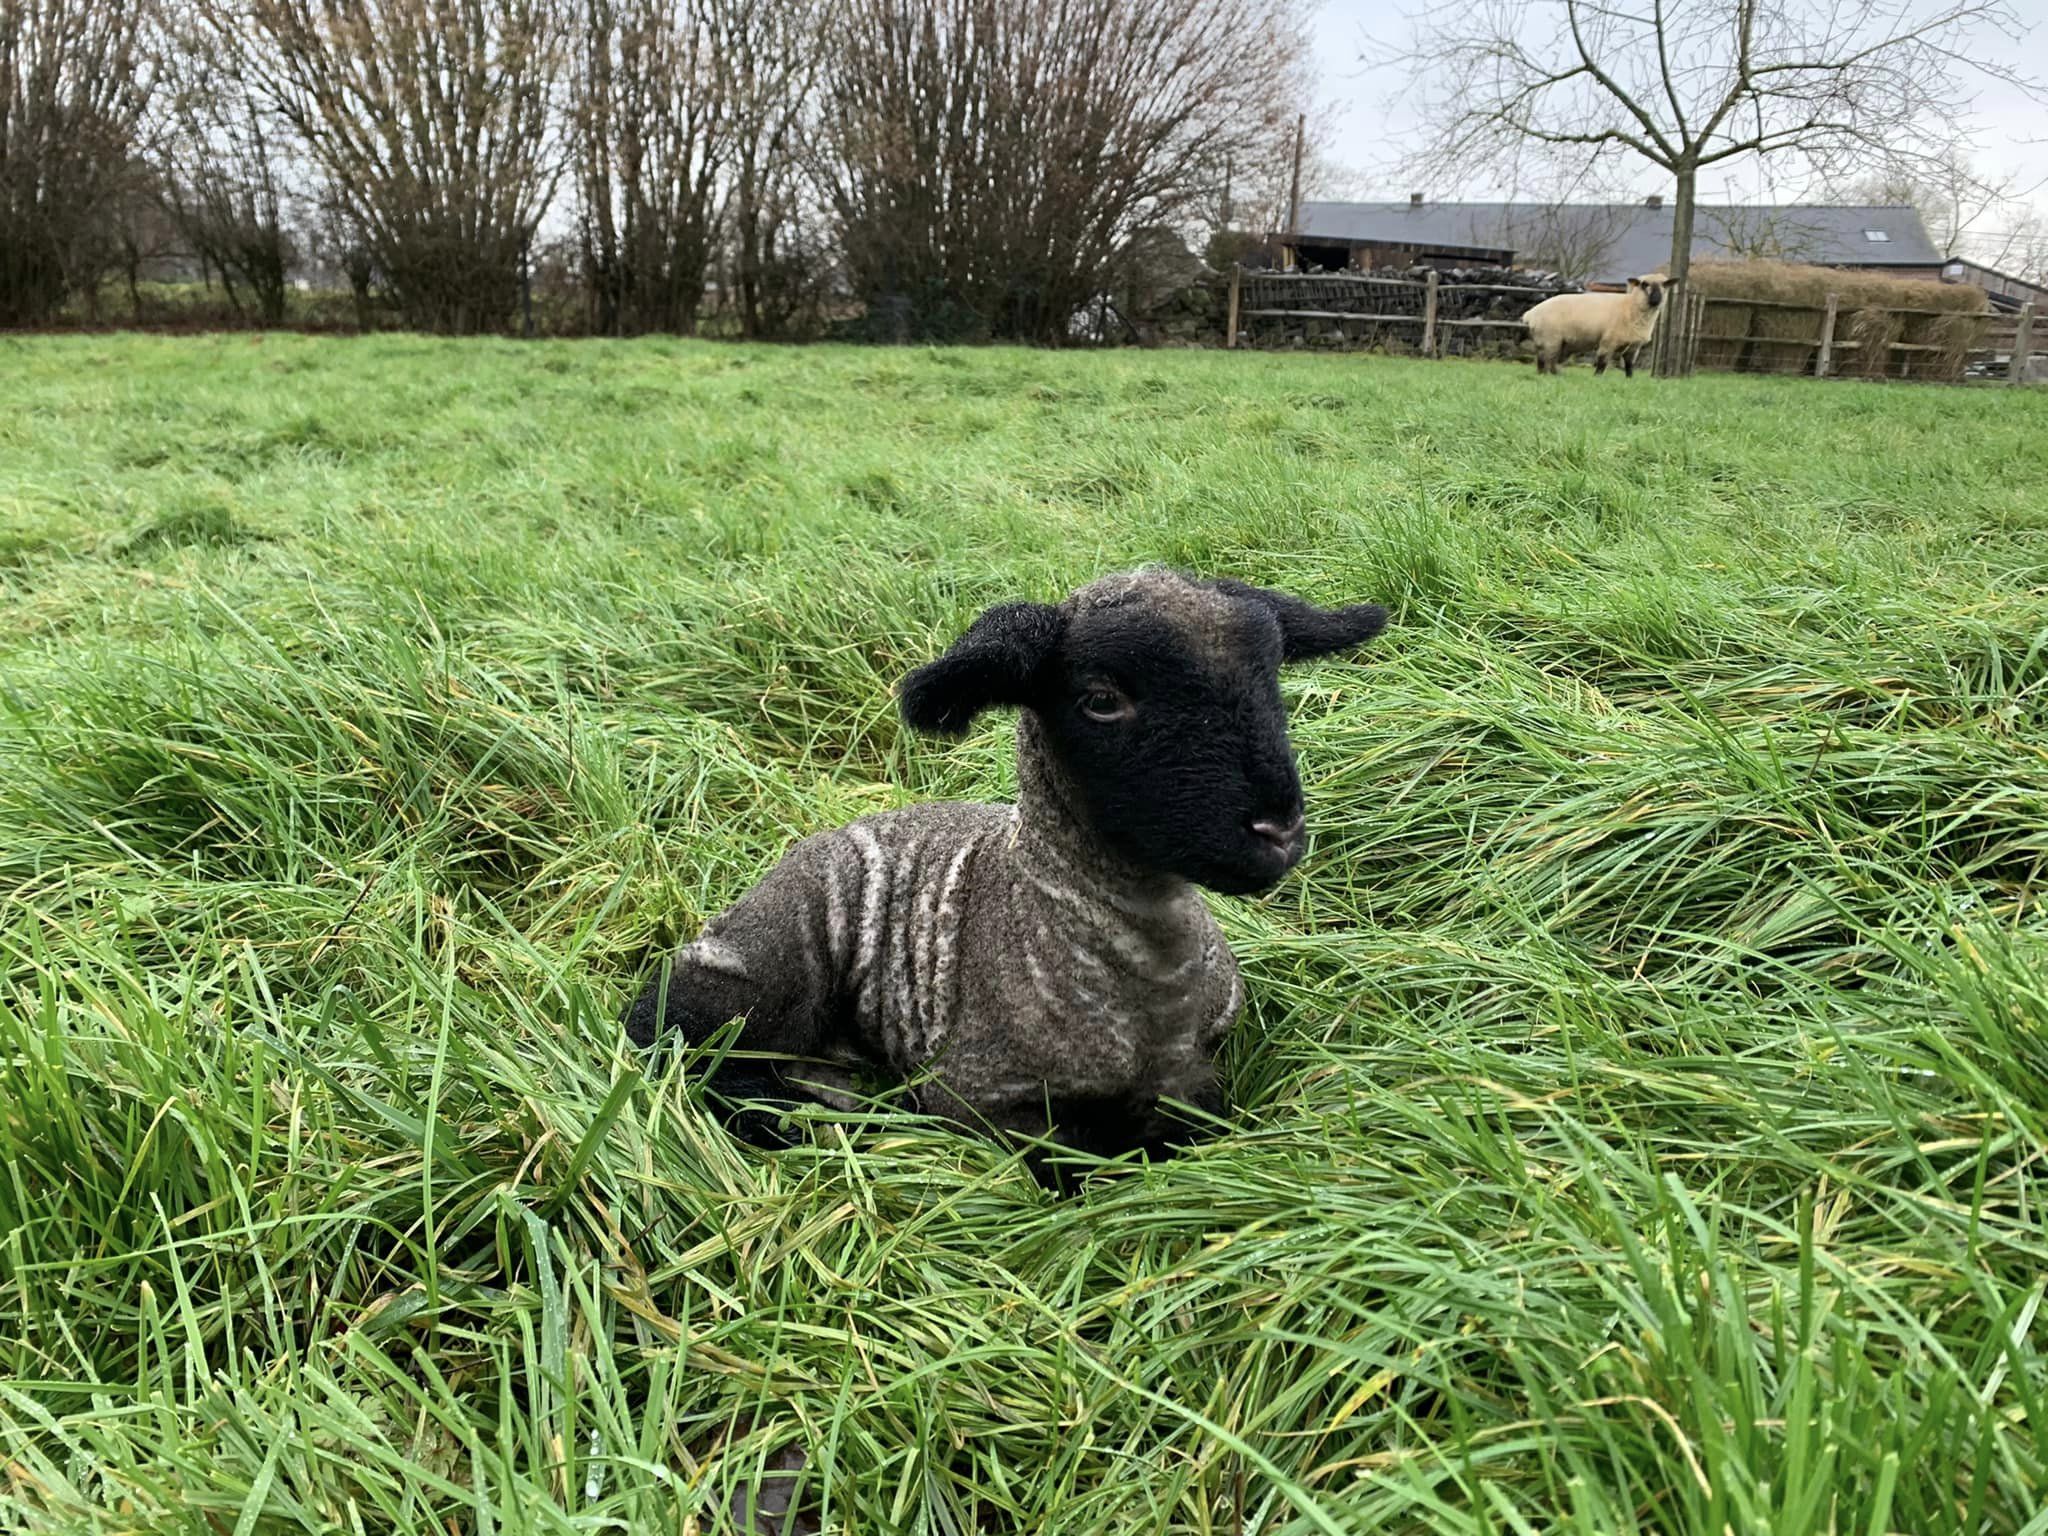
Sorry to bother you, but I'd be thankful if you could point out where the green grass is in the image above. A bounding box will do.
[3,333,2047,1534]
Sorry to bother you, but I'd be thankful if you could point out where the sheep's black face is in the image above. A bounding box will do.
[1631,277,1666,309]
[1040,596,1304,892]
[900,571,1388,895]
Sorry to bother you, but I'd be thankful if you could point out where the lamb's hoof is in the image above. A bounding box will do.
[717,1099,801,1150]
[728,1444,819,1536]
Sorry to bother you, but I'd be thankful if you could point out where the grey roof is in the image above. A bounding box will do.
[1290,201,1941,282]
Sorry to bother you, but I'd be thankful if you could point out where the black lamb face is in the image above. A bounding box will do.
[1038,585,1305,893]
[900,570,1387,895]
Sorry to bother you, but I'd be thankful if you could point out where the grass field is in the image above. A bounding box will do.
[3,334,2047,1534]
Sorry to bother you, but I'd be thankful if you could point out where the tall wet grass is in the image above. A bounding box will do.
[3,333,2046,1532]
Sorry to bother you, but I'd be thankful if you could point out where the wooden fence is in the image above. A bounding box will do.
[1662,293,2035,383]
[1225,269,1557,356]
[1965,305,2041,385]
[1224,267,2043,386]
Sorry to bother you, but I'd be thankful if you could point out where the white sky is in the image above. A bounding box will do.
[1310,0,2045,230]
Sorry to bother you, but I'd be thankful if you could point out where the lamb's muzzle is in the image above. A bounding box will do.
[624,568,1387,1179]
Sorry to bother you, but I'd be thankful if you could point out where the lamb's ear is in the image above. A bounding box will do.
[1211,580,1388,663]
[900,601,1064,735]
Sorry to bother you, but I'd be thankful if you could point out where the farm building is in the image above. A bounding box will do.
[1937,257,2048,314]
[1281,197,1945,288]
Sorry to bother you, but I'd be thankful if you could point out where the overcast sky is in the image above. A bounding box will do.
[1310,0,2044,228]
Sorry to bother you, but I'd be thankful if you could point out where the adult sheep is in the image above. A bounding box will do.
[625,568,1387,1183]
[1525,275,1667,376]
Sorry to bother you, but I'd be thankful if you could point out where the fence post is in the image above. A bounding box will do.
[1226,264,1241,350]
[1817,293,1838,378]
[1421,270,1439,358]
[2012,302,2036,385]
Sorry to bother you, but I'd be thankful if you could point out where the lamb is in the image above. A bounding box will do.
[625,568,1387,1177]
[1524,275,1667,377]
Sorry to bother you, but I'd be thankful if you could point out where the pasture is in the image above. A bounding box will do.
[3,334,2047,1533]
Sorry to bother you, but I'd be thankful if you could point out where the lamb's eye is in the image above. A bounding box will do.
[1078,687,1131,723]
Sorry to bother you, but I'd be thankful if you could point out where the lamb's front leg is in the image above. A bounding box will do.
[967,1073,1227,1192]
[626,853,841,1146]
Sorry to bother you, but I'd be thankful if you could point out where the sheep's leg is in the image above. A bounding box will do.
[949,1091,1159,1191]
[1139,1074,1227,1157]
[1622,346,1636,378]
[626,863,842,1147]
[992,1075,1228,1191]
[1013,1095,1154,1193]
[626,954,815,1145]
[1594,351,1609,375]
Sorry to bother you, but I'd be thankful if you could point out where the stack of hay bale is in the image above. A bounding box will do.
[1688,261,1988,381]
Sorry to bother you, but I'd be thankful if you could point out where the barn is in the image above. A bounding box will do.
[1937,257,2048,314]
[1281,196,1946,288]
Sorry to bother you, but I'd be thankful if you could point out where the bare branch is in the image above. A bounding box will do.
[0,0,159,323]
[199,0,570,333]
[816,0,1308,344]
[568,0,728,335]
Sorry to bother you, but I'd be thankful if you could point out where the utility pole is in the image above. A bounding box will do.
[1286,114,1305,237]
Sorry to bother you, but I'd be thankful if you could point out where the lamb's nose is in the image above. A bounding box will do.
[1250,812,1305,850]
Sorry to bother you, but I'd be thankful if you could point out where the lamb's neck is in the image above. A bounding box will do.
[1008,715,1198,935]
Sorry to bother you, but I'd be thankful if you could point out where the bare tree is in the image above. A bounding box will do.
[1218,105,1344,243]
[1707,203,1833,260]
[108,155,183,319]
[569,0,724,335]
[715,0,823,338]
[817,0,1310,344]
[1835,146,2042,263]
[202,0,568,333]
[1984,208,2048,285]
[0,0,159,325]
[1396,0,2036,368]
[1497,190,1637,281]
[156,14,299,326]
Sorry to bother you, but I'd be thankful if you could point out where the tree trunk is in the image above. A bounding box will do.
[1658,161,1698,377]
[257,257,288,326]
[737,140,762,339]
[346,255,373,332]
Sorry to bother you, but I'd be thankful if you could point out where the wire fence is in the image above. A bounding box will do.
[1226,268,2042,387]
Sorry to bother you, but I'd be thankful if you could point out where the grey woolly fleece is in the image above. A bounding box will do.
[652,707,1239,1148]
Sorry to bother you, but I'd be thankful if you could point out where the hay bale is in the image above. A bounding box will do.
[1695,297,1752,373]
[1751,302,1825,375]
[1690,259,1985,314]
[1690,259,1986,380]
[1846,306,1902,379]
[1917,310,1987,382]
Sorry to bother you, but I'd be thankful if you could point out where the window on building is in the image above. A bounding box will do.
[1863,229,1892,242]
